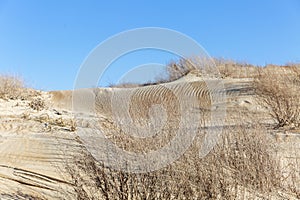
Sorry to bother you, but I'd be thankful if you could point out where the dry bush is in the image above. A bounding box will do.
[166,57,261,81]
[254,67,300,128]
[28,97,45,111]
[109,57,261,88]
[108,57,209,88]
[290,64,300,85]
[166,57,219,81]
[0,74,40,100]
[0,75,24,100]
[34,114,77,132]
[49,117,77,132]
[214,58,260,79]
[178,125,281,199]
[68,124,282,199]
[166,58,197,81]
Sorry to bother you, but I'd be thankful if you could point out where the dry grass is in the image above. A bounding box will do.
[254,66,300,128]
[214,58,260,79]
[67,63,297,198]
[0,74,40,100]
[28,97,46,111]
[166,58,197,81]
[165,57,263,82]
[0,75,25,100]
[109,57,215,88]
[68,124,283,199]
[108,57,263,88]
[31,114,77,132]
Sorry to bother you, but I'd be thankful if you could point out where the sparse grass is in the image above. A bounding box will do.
[214,58,260,79]
[108,57,264,88]
[0,75,25,100]
[0,74,40,100]
[2,64,299,198]
[28,97,45,111]
[68,62,300,198]
[166,57,262,81]
[68,124,283,199]
[32,114,77,132]
[166,58,197,81]
[47,117,77,132]
[254,66,300,128]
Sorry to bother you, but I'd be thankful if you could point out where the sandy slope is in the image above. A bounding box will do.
[0,93,79,199]
[0,74,299,199]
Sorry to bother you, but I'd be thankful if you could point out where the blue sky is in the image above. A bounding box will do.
[0,1,299,90]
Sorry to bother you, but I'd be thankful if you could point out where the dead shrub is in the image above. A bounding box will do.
[33,114,77,132]
[0,75,24,100]
[290,65,300,86]
[0,74,40,100]
[49,117,77,132]
[29,98,45,111]
[166,57,218,81]
[214,58,260,79]
[167,58,197,81]
[68,124,282,199]
[254,67,300,128]
[177,125,281,199]
[166,57,260,81]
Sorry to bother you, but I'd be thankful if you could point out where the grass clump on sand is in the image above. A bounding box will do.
[0,74,40,101]
[0,75,25,100]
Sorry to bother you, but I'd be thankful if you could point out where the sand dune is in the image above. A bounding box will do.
[0,72,299,199]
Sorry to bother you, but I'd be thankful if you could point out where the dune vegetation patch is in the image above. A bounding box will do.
[0,74,40,101]
[254,66,300,128]
[67,123,288,199]
[0,75,25,100]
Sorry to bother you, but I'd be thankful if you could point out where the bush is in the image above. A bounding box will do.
[214,58,260,79]
[254,67,300,128]
[37,115,77,132]
[166,57,260,81]
[167,58,197,81]
[0,75,24,100]
[68,125,282,199]
[29,97,45,111]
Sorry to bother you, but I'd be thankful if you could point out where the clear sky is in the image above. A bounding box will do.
[0,0,299,90]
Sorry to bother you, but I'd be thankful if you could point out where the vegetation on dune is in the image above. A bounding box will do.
[254,66,300,128]
[110,57,299,88]
[69,125,286,199]
[168,57,300,129]
[0,74,40,101]
[83,59,300,199]
[1,60,300,198]
[0,75,25,100]
[0,74,77,132]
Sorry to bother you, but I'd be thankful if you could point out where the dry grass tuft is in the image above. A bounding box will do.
[166,58,197,81]
[32,114,77,132]
[0,75,25,100]
[167,57,260,81]
[214,58,260,78]
[28,97,46,111]
[0,74,40,100]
